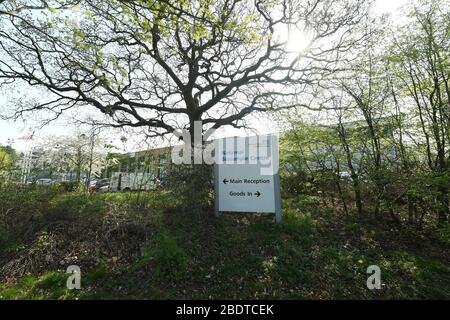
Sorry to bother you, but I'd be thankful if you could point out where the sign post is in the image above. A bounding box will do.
[214,134,282,223]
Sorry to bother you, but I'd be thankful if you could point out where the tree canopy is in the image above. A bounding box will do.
[0,0,369,138]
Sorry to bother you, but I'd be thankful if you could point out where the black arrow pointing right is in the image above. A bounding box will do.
[255,191,261,197]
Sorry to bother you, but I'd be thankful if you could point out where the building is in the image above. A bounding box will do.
[104,146,172,191]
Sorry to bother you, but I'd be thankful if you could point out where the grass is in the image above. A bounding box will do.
[0,271,79,300]
[0,189,449,300]
[134,232,189,282]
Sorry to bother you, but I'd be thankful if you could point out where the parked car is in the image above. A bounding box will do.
[109,172,160,192]
[89,178,110,192]
[339,171,352,180]
[36,178,54,186]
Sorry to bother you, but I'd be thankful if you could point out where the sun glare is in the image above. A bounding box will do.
[276,24,313,57]
[286,29,312,53]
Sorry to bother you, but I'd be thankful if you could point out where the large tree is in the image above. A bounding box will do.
[0,0,369,141]
[0,0,79,13]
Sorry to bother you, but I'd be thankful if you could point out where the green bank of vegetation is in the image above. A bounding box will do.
[0,182,448,299]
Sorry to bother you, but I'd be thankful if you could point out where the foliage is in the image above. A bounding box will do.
[0,184,63,250]
[0,145,19,184]
[0,0,369,138]
[0,185,448,299]
[137,232,189,282]
[0,0,449,301]
[27,130,113,185]
[161,163,214,216]
[0,271,78,300]
[279,0,449,225]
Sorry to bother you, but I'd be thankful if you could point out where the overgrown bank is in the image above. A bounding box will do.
[0,185,448,299]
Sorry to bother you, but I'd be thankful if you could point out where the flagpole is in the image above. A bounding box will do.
[18,135,33,184]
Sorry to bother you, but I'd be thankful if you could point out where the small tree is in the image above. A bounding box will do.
[33,129,110,186]
[389,0,449,223]
[0,145,19,185]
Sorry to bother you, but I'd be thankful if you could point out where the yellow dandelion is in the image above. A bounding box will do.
[357,259,364,264]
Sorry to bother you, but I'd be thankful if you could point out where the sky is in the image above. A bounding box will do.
[375,0,409,14]
[0,0,410,153]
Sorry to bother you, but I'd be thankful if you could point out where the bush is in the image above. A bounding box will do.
[283,195,322,213]
[137,232,189,281]
[0,271,74,300]
[0,185,64,249]
[161,164,213,215]
[436,224,450,245]
[58,181,79,192]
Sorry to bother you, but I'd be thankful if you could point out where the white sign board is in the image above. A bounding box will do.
[214,134,281,222]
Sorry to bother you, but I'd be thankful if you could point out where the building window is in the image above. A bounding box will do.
[146,160,153,175]
[129,158,136,172]
[139,156,145,171]
[157,155,166,179]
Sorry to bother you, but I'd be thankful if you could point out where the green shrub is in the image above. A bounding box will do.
[0,271,74,300]
[137,232,189,281]
[49,193,105,219]
[283,195,322,213]
[86,266,109,284]
[282,210,317,239]
[58,181,79,192]
[0,185,64,247]
[0,287,22,300]
[161,164,213,215]
[37,271,67,290]
[436,224,450,245]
